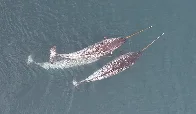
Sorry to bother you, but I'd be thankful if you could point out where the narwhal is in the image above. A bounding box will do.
[73,33,164,87]
[49,26,153,64]
[27,26,152,69]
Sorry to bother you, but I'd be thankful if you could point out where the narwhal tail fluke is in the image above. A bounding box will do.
[72,80,79,87]
[49,46,57,63]
[141,33,165,52]
[27,55,34,65]
[125,26,153,39]
[72,79,86,87]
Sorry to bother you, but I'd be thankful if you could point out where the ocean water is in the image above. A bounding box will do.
[0,0,196,114]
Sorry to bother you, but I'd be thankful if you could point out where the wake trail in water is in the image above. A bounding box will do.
[65,87,75,114]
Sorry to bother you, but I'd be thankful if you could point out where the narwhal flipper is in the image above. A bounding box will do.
[49,46,57,64]
[50,46,78,63]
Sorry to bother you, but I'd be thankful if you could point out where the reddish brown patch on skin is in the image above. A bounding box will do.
[84,38,126,56]
[99,51,142,77]
[84,52,142,82]
[51,37,127,63]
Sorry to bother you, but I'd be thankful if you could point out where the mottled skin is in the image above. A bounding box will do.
[85,51,142,82]
[50,37,126,64]
[74,51,142,86]
[83,37,126,56]
[50,26,153,64]
[101,51,141,76]
[73,32,164,86]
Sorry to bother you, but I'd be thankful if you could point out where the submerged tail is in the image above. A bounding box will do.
[27,55,34,65]
[72,80,79,87]
[125,26,153,39]
[72,79,87,87]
